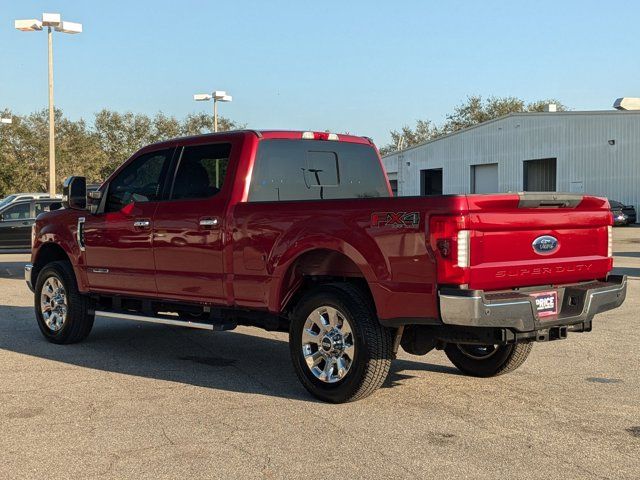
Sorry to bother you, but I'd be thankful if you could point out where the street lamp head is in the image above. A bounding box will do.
[16,14,81,34]
[219,95,232,102]
[56,21,82,34]
[15,19,43,31]
[0,118,12,125]
[42,13,61,27]
[194,93,212,101]
[212,91,227,99]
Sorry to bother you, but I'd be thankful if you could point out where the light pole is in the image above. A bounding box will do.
[15,13,82,196]
[193,91,232,188]
[193,90,233,133]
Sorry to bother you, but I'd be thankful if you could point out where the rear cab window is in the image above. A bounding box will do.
[248,140,389,202]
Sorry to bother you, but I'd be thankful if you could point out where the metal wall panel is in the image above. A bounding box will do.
[381,111,640,215]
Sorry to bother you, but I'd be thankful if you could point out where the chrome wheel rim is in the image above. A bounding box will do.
[301,306,355,384]
[40,276,67,332]
[457,344,498,360]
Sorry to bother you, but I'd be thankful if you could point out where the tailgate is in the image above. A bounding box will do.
[466,193,612,291]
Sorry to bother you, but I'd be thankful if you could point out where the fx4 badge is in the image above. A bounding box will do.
[371,211,420,228]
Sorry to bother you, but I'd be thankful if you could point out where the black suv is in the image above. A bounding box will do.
[609,200,637,226]
[0,198,62,250]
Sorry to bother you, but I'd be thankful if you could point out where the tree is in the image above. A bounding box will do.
[380,96,568,155]
[93,109,242,180]
[181,112,240,136]
[0,108,242,197]
[444,96,567,133]
[379,119,441,156]
[526,99,568,112]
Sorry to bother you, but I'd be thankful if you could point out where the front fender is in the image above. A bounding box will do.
[33,211,87,291]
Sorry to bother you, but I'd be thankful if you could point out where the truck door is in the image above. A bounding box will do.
[152,141,233,304]
[82,148,174,295]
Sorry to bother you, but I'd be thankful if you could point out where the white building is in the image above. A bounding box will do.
[381,109,640,214]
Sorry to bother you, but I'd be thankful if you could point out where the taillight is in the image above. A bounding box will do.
[429,215,471,285]
[607,225,613,258]
[457,230,470,268]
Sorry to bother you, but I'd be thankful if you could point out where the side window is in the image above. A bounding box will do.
[105,149,172,213]
[35,202,53,216]
[2,203,31,220]
[171,143,231,200]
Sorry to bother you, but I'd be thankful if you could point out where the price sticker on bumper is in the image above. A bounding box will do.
[532,291,558,317]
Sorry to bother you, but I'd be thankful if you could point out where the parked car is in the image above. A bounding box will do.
[0,198,62,250]
[25,130,627,403]
[608,200,636,226]
[0,192,55,210]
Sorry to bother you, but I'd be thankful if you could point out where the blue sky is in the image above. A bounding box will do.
[1,0,638,146]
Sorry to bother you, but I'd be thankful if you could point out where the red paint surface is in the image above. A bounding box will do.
[31,130,614,322]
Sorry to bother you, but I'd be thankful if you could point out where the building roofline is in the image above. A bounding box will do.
[382,109,640,158]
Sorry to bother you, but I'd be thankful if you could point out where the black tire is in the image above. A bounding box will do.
[34,261,95,344]
[444,342,533,377]
[289,283,394,403]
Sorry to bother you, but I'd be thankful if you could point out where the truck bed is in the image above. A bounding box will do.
[230,192,612,322]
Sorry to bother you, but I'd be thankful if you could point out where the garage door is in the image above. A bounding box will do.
[524,158,556,192]
[472,163,498,193]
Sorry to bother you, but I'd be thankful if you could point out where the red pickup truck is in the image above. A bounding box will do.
[26,130,627,403]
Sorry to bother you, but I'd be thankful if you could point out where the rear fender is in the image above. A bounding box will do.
[268,234,384,314]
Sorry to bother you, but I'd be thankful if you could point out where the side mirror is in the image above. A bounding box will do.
[62,176,87,210]
[0,214,4,222]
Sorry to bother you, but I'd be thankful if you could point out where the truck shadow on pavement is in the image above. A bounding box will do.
[614,251,640,258]
[612,266,640,278]
[0,305,458,402]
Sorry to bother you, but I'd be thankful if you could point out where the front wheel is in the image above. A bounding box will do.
[289,283,394,403]
[444,342,533,377]
[34,261,95,344]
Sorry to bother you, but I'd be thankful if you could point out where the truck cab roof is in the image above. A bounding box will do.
[140,129,374,151]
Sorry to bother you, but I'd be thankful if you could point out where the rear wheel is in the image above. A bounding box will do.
[34,261,95,344]
[289,283,394,403]
[444,342,532,377]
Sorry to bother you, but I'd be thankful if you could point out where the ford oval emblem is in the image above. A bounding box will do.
[532,235,559,255]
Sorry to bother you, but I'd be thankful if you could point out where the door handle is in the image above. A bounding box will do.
[133,219,151,228]
[199,217,220,229]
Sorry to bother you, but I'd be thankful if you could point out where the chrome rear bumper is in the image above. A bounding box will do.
[439,275,627,332]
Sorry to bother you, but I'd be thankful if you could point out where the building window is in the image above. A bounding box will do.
[388,179,398,196]
[523,158,556,192]
[420,168,443,195]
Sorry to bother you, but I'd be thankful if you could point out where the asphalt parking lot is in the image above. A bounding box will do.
[1,228,639,479]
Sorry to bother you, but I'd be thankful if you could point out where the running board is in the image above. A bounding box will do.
[95,310,215,330]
